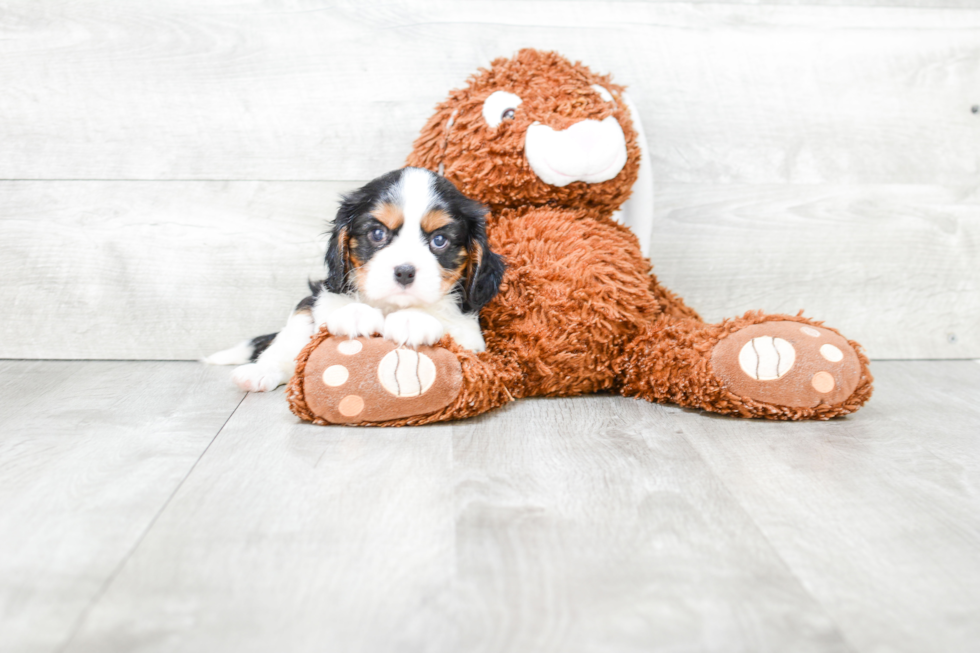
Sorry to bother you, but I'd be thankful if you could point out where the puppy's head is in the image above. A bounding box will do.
[324,167,504,313]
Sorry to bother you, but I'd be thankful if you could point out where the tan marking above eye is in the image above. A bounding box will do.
[421,209,453,232]
[372,203,404,231]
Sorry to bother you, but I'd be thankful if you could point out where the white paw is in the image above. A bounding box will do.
[449,328,486,353]
[231,364,284,392]
[383,309,444,348]
[203,341,253,366]
[325,303,385,339]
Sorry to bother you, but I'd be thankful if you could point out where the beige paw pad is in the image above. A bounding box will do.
[378,349,437,397]
[337,340,363,355]
[819,344,843,362]
[811,371,835,393]
[301,336,463,424]
[738,336,796,380]
[322,365,349,386]
[711,321,862,408]
[338,394,365,417]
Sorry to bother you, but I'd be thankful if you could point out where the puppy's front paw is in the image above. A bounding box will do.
[384,309,444,348]
[325,303,385,339]
[231,363,284,392]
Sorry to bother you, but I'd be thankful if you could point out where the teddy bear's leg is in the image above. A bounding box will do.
[286,329,518,427]
[618,312,873,420]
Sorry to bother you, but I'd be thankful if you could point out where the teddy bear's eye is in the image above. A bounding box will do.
[483,91,522,129]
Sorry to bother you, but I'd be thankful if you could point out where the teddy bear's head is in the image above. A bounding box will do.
[406,49,642,215]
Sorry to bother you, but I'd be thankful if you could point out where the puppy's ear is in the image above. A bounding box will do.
[324,224,351,294]
[462,201,505,313]
[324,190,365,294]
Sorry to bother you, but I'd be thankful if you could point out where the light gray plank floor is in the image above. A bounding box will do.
[0,361,244,653]
[1,360,978,653]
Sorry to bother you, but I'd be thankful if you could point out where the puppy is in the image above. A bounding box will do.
[205,167,505,392]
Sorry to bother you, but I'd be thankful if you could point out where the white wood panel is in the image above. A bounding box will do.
[0,1,977,184]
[2,180,975,360]
[62,393,850,653]
[0,180,356,360]
[648,183,980,360]
[0,361,243,653]
[672,360,980,653]
[528,0,980,5]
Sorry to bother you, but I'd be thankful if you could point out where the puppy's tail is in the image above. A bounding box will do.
[202,332,278,365]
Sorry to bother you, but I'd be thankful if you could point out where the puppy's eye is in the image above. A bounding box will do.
[430,234,449,250]
[367,227,388,245]
[502,108,515,121]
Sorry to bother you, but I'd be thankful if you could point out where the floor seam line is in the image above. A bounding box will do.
[54,392,248,653]
[667,413,861,653]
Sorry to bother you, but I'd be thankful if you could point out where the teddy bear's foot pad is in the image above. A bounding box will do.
[710,321,862,408]
[301,336,463,424]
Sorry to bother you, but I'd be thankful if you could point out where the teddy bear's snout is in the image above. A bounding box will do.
[524,116,627,187]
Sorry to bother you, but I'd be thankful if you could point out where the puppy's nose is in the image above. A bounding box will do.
[393,264,416,287]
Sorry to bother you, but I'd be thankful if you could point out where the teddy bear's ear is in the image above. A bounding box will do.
[611,92,654,258]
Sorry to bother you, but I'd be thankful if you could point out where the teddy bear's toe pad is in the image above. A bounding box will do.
[302,337,462,424]
[711,322,861,408]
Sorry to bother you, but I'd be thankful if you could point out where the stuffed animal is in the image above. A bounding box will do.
[287,49,873,425]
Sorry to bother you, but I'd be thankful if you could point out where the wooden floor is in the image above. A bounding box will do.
[1,360,978,653]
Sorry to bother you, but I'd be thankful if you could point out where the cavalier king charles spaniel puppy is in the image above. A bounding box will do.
[206,167,505,392]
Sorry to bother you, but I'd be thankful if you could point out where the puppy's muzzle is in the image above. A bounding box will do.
[394,264,417,287]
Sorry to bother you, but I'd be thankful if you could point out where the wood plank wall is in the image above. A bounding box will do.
[1,1,977,360]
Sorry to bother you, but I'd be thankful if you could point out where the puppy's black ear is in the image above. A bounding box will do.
[462,201,505,313]
[323,223,351,294]
[324,190,364,294]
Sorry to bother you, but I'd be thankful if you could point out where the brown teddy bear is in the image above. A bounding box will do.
[287,49,873,425]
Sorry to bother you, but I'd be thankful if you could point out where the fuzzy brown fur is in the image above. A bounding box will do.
[289,49,872,424]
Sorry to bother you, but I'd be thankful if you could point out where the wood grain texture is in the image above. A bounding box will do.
[62,393,849,653]
[673,360,980,653]
[512,0,980,6]
[0,1,977,184]
[0,361,243,653]
[2,180,975,360]
[61,390,459,653]
[0,180,356,360]
[448,397,849,653]
[648,183,980,359]
[2,360,979,652]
